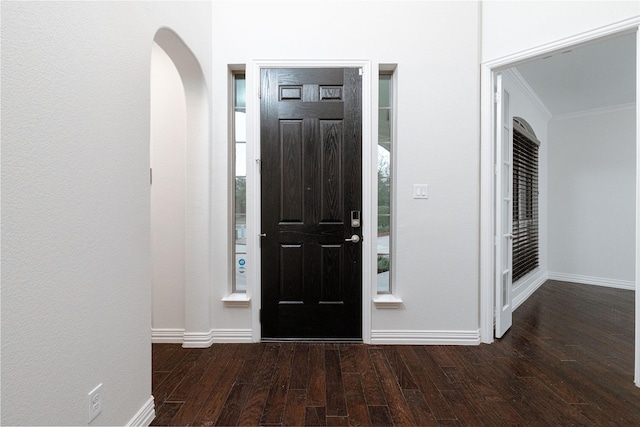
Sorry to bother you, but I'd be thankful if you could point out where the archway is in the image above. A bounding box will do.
[150,28,211,346]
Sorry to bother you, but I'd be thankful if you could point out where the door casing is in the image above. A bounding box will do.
[247,60,373,343]
[480,21,640,386]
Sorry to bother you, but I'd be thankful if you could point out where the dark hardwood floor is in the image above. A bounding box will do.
[151,280,640,426]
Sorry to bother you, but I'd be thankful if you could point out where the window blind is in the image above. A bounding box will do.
[512,118,540,282]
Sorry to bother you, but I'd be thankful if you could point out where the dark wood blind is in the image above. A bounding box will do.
[512,119,539,282]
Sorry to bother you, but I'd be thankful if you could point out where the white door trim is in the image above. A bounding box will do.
[635,28,640,388]
[480,18,640,386]
[248,60,373,343]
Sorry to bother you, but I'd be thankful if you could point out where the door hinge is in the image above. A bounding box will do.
[494,92,501,103]
[494,164,498,175]
[256,158,262,173]
[359,68,363,76]
[258,85,261,99]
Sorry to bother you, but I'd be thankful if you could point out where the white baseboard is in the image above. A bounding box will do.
[512,270,548,310]
[370,329,481,345]
[210,328,253,343]
[151,328,184,344]
[547,272,635,291]
[126,396,155,427]
[153,328,253,347]
[182,328,253,347]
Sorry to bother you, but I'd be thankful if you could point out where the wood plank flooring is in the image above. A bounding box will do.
[151,281,640,426]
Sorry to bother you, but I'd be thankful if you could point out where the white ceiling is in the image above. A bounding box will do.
[515,32,636,117]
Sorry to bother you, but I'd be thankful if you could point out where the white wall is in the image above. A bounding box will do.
[502,69,550,306]
[151,42,187,332]
[210,1,481,340]
[1,1,212,425]
[548,107,636,286]
[482,1,640,63]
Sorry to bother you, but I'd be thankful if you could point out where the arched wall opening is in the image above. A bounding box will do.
[150,28,211,345]
[150,38,187,334]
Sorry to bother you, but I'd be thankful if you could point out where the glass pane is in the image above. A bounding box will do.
[235,111,246,143]
[235,177,246,219]
[378,109,391,144]
[377,73,392,294]
[235,176,247,292]
[502,163,509,195]
[235,73,246,108]
[235,142,246,177]
[377,228,389,255]
[377,146,391,218]
[502,272,508,307]
[377,254,390,293]
[502,127,510,159]
[502,236,508,268]
[502,200,510,235]
[235,251,247,292]
[379,75,391,107]
[233,73,246,293]
[378,214,390,234]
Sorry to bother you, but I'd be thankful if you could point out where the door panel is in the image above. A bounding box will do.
[261,68,362,339]
[495,73,513,338]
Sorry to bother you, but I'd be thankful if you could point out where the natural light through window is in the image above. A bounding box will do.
[377,73,392,294]
[233,73,246,293]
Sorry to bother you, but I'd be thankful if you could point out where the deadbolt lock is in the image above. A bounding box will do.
[351,210,361,228]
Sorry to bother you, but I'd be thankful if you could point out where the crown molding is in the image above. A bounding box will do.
[502,68,553,120]
[551,102,636,121]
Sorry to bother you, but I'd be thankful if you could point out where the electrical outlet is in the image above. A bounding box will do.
[88,383,103,423]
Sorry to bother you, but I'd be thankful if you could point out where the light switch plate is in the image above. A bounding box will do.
[413,184,428,199]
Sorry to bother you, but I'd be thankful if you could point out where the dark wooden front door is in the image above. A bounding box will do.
[260,68,362,340]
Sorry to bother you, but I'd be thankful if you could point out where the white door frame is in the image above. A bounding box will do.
[480,19,640,386]
[247,60,373,343]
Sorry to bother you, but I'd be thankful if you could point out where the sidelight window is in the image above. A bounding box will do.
[377,73,393,294]
[512,117,540,282]
[233,73,247,293]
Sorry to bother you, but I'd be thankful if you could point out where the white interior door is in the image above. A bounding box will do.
[495,73,513,338]
[635,28,639,388]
